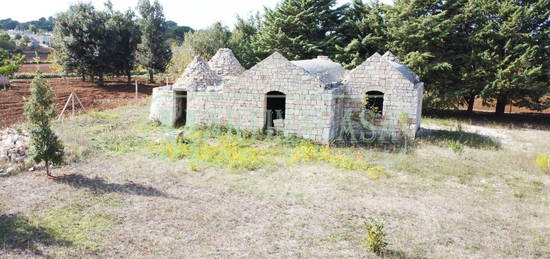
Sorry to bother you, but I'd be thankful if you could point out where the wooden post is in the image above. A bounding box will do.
[71,93,75,116]
[135,81,138,101]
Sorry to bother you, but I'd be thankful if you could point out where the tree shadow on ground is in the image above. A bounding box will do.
[418,128,500,149]
[0,214,71,256]
[425,110,550,130]
[53,174,173,198]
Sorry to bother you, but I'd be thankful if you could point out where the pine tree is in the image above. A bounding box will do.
[386,0,464,109]
[229,15,261,68]
[137,0,172,83]
[335,0,388,69]
[253,0,345,60]
[475,0,550,115]
[24,74,64,178]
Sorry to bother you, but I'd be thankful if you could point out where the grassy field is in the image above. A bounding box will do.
[1,103,549,258]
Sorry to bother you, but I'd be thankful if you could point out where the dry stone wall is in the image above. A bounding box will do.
[150,49,424,144]
[343,52,423,139]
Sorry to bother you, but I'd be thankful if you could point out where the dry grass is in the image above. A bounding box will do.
[0,104,549,258]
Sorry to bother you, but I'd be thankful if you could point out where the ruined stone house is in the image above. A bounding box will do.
[150,48,424,144]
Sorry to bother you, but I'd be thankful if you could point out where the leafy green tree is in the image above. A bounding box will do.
[335,0,389,69]
[24,74,64,177]
[475,0,550,115]
[137,0,172,83]
[28,24,38,34]
[229,15,260,68]
[53,3,111,84]
[184,22,231,59]
[0,49,24,90]
[253,0,345,60]
[105,2,141,84]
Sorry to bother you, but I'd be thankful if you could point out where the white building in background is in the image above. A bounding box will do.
[6,29,52,48]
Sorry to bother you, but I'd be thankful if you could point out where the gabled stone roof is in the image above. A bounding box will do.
[291,56,346,84]
[173,56,222,91]
[208,48,245,77]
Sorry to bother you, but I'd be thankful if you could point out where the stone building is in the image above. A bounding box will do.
[150,48,424,144]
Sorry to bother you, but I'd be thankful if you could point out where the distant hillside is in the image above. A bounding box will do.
[0,17,55,32]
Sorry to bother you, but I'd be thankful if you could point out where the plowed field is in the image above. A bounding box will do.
[0,77,163,128]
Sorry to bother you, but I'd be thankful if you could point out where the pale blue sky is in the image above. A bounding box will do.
[1,0,393,30]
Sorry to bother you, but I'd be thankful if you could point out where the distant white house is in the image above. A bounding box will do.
[6,29,52,48]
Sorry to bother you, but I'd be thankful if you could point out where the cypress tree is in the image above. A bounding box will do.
[253,0,345,60]
[24,74,64,178]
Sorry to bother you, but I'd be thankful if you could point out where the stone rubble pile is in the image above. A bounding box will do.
[208,48,245,77]
[0,128,30,174]
[172,56,222,91]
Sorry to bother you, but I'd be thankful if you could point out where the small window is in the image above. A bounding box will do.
[365,91,384,115]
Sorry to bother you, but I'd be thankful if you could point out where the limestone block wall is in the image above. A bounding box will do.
[343,53,422,138]
[150,87,178,127]
[187,53,338,143]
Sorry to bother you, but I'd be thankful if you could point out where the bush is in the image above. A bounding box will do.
[536,154,550,173]
[449,140,464,155]
[363,218,388,254]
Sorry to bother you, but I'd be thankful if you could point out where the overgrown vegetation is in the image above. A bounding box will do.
[363,218,388,254]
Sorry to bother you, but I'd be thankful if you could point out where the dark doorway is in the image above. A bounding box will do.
[265,91,286,129]
[175,91,187,126]
[365,91,384,115]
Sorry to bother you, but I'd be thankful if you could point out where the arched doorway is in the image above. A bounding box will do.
[265,91,286,130]
[365,91,384,115]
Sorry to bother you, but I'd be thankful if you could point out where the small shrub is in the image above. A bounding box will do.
[535,154,550,173]
[449,140,464,155]
[363,218,388,254]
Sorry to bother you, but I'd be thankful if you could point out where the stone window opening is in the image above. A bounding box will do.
[265,91,286,132]
[175,91,187,126]
[364,91,384,116]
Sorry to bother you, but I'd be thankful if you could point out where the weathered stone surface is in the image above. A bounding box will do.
[208,48,245,78]
[150,49,424,144]
[173,56,222,91]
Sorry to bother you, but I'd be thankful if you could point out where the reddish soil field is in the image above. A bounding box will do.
[17,63,54,73]
[0,78,163,128]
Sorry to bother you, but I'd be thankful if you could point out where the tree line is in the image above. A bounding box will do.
[175,0,549,115]
[52,0,172,84]
[0,17,56,32]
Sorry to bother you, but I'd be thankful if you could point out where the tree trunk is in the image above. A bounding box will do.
[148,70,154,83]
[98,72,104,86]
[495,97,507,116]
[45,159,52,178]
[127,71,132,85]
[81,74,85,82]
[466,95,475,114]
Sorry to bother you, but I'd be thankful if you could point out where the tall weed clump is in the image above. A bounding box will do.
[363,218,388,254]
[536,154,550,174]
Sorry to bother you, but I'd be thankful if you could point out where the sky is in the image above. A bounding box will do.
[0,0,393,30]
